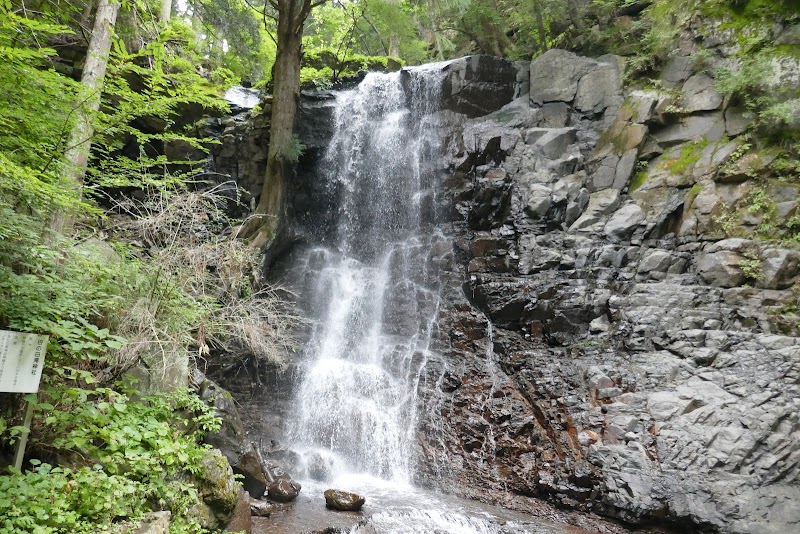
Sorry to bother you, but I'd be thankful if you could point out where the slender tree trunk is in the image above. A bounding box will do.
[567,0,585,31]
[240,0,326,249]
[51,0,120,234]
[389,35,400,58]
[80,0,96,34]
[533,1,548,54]
[159,0,172,23]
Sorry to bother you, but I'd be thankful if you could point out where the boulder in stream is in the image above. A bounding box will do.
[268,478,302,502]
[324,489,366,511]
[249,499,275,517]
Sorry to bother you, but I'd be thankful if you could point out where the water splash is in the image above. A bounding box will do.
[286,68,447,483]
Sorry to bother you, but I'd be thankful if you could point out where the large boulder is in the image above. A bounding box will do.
[569,189,621,231]
[697,250,746,287]
[267,478,301,502]
[232,446,269,499]
[604,203,645,241]
[324,489,366,512]
[190,449,240,529]
[530,49,601,104]
[757,248,800,290]
[439,55,516,118]
[651,113,726,146]
[524,127,578,159]
[530,50,623,124]
[681,73,723,113]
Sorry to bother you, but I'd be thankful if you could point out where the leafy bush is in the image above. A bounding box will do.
[0,463,145,534]
[0,387,219,534]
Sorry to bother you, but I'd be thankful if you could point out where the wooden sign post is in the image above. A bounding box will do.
[0,330,49,470]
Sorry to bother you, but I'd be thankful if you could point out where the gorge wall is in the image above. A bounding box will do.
[408,52,800,534]
[210,35,800,534]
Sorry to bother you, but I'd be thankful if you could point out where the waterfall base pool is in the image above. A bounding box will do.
[253,477,597,534]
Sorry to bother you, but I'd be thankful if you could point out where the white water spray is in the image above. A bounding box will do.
[287,69,446,484]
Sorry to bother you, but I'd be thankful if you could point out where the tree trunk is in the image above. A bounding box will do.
[160,0,172,23]
[533,1,548,54]
[79,0,96,35]
[51,0,120,234]
[240,0,320,249]
[389,35,400,57]
[567,0,586,31]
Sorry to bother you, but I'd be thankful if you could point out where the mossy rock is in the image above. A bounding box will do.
[186,449,239,529]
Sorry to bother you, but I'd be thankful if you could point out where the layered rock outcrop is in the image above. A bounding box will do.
[212,50,799,534]
[407,50,799,534]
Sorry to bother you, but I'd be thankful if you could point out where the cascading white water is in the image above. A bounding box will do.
[277,64,587,534]
[287,67,447,483]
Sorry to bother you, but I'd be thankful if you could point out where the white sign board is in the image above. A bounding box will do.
[0,330,48,393]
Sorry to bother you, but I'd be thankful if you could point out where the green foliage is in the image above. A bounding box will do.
[188,0,274,82]
[712,180,800,243]
[0,387,219,534]
[740,250,764,284]
[0,7,87,220]
[300,47,403,87]
[281,135,306,163]
[630,169,648,192]
[305,0,427,66]
[660,138,711,175]
[0,463,145,534]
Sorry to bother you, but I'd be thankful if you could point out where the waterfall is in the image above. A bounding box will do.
[276,62,581,534]
[286,66,448,484]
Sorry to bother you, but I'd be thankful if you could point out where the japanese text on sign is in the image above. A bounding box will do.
[0,330,48,393]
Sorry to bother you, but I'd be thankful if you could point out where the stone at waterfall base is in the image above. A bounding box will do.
[268,479,301,502]
[324,489,366,511]
[249,499,275,517]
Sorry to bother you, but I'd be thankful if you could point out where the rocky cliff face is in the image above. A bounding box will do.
[212,47,800,534]
[404,50,799,534]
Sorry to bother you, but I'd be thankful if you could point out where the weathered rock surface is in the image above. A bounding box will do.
[190,449,241,529]
[407,50,798,534]
[250,499,275,517]
[681,73,723,113]
[324,489,366,511]
[193,374,273,501]
[440,55,517,118]
[225,490,253,533]
[268,478,301,502]
[217,48,800,534]
[130,511,170,534]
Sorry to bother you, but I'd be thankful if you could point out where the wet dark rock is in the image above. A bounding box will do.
[268,479,302,502]
[440,55,516,118]
[324,489,366,512]
[233,446,269,499]
[249,499,275,517]
[225,490,252,533]
[196,375,247,465]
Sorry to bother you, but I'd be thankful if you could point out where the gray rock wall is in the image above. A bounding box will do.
[412,50,800,534]
[213,51,799,534]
